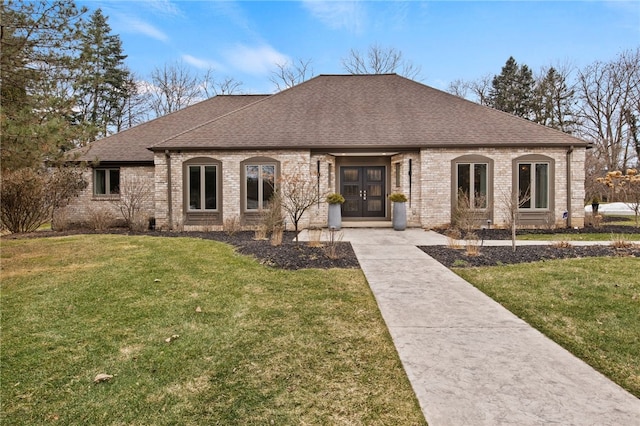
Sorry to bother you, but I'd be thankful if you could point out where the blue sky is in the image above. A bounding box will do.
[79,0,640,93]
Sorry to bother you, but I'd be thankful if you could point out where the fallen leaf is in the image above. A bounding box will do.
[165,334,180,343]
[94,373,113,383]
[195,306,202,313]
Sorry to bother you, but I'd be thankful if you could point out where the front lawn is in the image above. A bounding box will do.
[455,257,640,398]
[1,235,426,425]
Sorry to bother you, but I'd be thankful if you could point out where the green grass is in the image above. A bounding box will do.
[1,235,426,425]
[455,257,640,398]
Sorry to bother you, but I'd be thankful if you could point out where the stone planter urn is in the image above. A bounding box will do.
[326,193,345,230]
[389,193,408,231]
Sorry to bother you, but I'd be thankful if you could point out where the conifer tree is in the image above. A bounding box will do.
[532,66,577,133]
[73,8,131,142]
[1,0,87,169]
[488,57,535,119]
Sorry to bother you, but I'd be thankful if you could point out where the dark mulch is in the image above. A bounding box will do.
[434,224,640,241]
[426,223,640,268]
[420,245,640,268]
[6,224,640,270]
[2,229,360,270]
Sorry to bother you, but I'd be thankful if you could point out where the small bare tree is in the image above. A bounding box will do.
[501,187,531,252]
[113,175,152,231]
[277,167,321,242]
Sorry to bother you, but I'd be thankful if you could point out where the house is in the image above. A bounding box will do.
[62,74,588,231]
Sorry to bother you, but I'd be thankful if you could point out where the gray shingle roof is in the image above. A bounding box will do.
[151,74,588,151]
[71,95,268,163]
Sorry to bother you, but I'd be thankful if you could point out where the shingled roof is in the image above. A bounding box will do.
[72,94,268,163]
[151,74,588,152]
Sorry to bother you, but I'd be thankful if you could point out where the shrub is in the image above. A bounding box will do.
[388,192,408,203]
[465,232,481,256]
[112,176,152,231]
[610,234,633,249]
[86,206,114,231]
[444,227,462,249]
[325,193,345,204]
[270,226,284,246]
[223,216,241,236]
[0,167,86,233]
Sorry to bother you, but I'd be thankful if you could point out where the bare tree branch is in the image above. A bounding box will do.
[341,44,421,79]
[269,58,314,91]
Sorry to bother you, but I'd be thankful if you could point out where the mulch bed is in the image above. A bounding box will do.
[2,229,360,270]
[424,224,640,268]
[420,245,640,268]
[5,225,640,270]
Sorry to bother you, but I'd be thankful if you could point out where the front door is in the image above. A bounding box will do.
[340,166,386,218]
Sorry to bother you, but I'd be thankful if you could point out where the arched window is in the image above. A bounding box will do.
[183,157,222,225]
[513,154,554,210]
[452,155,493,210]
[241,157,280,213]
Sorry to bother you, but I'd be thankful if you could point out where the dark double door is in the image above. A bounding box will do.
[340,166,386,218]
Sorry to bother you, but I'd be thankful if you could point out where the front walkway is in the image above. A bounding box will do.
[303,228,640,425]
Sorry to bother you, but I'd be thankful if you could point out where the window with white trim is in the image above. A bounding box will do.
[518,162,549,209]
[94,168,120,195]
[188,164,217,211]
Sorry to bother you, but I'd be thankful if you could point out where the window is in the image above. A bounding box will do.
[94,168,120,195]
[245,164,276,211]
[456,163,488,209]
[518,162,549,209]
[394,162,402,187]
[188,165,217,210]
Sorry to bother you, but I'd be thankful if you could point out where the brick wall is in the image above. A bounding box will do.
[55,165,155,228]
[60,146,586,232]
[419,147,586,229]
[154,150,322,231]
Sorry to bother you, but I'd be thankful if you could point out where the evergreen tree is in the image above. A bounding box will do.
[531,66,577,133]
[488,57,535,119]
[1,0,88,170]
[73,8,131,142]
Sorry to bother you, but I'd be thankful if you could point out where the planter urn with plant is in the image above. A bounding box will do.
[389,192,408,231]
[326,193,345,230]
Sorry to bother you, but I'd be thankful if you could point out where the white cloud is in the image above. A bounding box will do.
[224,44,290,76]
[119,15,169,42]
[143,0,183,17]
[302,0,365,34]
[182,54,223,71]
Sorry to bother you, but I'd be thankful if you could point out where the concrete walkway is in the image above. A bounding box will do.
[309,228,640,425]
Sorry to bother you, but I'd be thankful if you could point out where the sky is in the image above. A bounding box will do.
[78,0,640,94]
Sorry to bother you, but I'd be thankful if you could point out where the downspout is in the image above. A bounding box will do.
[317,160,321,208]
[408,158,413,208]
[566,146,573,228]
[165,150,173,230]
